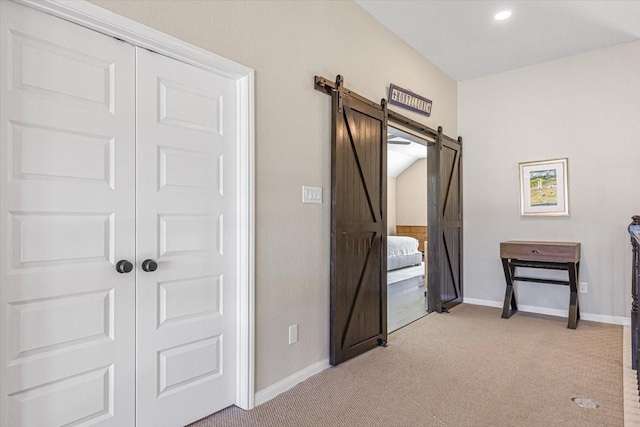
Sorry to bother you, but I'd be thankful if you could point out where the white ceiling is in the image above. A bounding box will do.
[357,1,640,81]
[388,137,427,178]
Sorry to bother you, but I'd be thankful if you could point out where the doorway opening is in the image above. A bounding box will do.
[386,126,430,332]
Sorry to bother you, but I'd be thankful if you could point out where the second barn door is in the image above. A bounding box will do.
[330,84,387,365]
[432,136,463,311]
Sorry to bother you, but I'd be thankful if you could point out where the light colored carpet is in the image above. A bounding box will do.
[189,304,623,427]
[387,262,424,285]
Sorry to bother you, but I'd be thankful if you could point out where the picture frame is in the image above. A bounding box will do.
[519,158,569,217]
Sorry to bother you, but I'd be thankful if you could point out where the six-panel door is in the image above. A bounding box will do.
[0,2,136,425]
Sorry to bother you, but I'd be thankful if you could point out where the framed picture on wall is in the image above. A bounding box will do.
[519,158,569,216]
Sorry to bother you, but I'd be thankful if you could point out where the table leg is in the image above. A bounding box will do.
[501,258,518,319]
[567,261,580,329]
[576,262,581,322]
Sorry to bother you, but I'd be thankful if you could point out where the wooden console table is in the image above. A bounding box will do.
[500,241,581,329]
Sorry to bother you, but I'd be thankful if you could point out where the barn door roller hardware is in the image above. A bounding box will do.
[315,75,385,113]
[315,75,345,112]
[314,74,461,144]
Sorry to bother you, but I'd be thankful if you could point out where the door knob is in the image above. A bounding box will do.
[116,260,133,273]
[142,259,158,272]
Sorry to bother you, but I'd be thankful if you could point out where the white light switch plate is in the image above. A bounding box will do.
[302,186,322,204]
[288,324,298,345]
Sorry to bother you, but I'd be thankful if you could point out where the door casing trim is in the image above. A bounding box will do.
[13,0,256,410]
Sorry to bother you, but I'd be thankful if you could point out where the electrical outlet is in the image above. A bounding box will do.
[579,282,588,294]
[288,324,298,345]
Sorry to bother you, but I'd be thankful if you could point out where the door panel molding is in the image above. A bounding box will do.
[0,3,136,425]
[15,0,252,79]
[6,0,256,411]
[136,47,238,425]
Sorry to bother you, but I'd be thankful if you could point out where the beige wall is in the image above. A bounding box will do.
[387,177,397,235]
[90,0,457,391]
[459,40,640,319]
[396,158,428,226]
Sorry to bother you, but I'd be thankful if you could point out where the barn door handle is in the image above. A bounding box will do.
[116,260,133,274]
[142,259,158,272]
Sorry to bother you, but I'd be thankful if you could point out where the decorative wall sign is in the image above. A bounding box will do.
[519,158,569,216]
[388,84,432,117]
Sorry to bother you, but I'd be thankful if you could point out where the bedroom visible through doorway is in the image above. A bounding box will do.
[387,126,429,332]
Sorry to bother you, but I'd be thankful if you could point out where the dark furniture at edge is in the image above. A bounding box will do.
[629,216,640,372]
[500,241,581,329]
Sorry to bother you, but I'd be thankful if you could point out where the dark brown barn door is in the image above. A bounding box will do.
[330,80,387,365]
[428,133,463,312]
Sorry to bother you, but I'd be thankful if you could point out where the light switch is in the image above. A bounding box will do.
[302,186,322,204]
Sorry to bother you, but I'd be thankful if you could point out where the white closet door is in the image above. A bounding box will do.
[0,2,136,427]
[136,47,238,426]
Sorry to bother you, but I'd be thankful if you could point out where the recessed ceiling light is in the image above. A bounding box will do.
[494,10,512,21]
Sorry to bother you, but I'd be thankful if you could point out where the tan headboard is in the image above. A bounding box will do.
[396,225,427,252]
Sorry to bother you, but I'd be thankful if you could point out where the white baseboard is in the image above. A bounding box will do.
[581,312,631,326]
[464,298,502,308]
[463,298,630,326]
[254,358,330,406]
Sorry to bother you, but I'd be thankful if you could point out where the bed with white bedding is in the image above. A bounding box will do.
[387,236,422,271]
